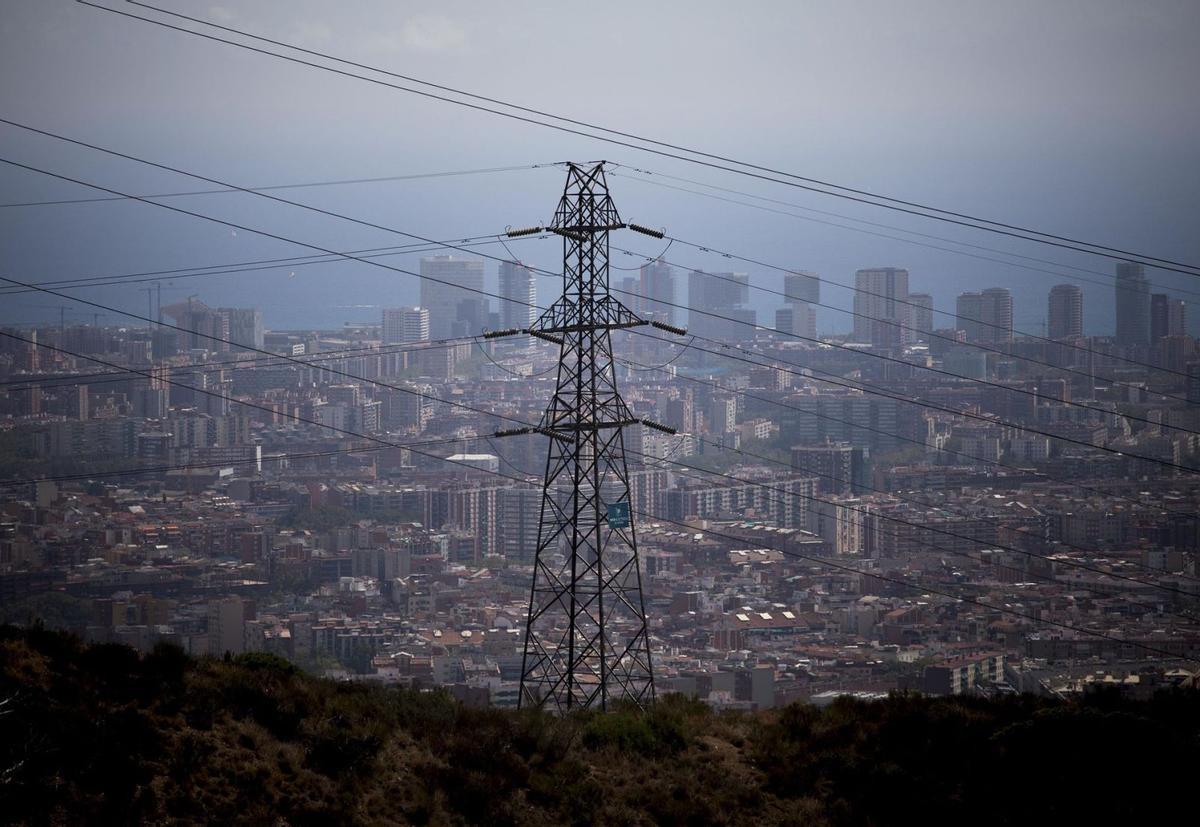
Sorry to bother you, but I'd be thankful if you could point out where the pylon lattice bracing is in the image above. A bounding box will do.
[519,162,655,712]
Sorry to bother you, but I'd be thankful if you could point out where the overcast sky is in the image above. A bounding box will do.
[2,0,1198,334]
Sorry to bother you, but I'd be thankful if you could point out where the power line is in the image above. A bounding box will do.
[0,234,527,297]
[611,167,1200,303]
[614,288,1200,448]
[0,119,566,301]
[3,145,1191,483]
[0,163,551,209]
[645,233,1194,381]
[0,438,464,487]
[6,129,1190,457]
[23,296,1198,603]
[9,308,1198,606]
[0,336,480,393]
[11,120,1182,439]
[0,279,529,433]
[636,510,1199,664]
[90,0,1200,278]
[612,279,1200,438]
[625,324,1200,475]
[8,185,1190,655]
[0,330,539,485]
[7,117,1180,410]
[639,410,1200,597]
[10,310,1189,594]
[631,441,1200,616]
[616,244,1194,402]
[614,347,1193,516]
[9,331,1195,653]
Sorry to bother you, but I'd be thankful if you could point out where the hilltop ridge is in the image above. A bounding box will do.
[1,625,1198,826]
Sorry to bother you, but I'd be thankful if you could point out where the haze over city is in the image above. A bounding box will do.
[2,2,1199,824]
[3,1,1199,333]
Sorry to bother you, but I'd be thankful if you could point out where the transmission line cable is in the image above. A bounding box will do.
[86,0,1200,277]
[619,247,1194,399]
[0,163,552,209]
[5,130,1189,452]
[4,333,1193,659]
[0,336,480,392]
[9,121,1182,433]
[625,325,1200,475]
[641,231,1194,380]
[7,328,1197,603]
[610,167,1200,303]
[3,149,1192,480]
[0,234,528,297]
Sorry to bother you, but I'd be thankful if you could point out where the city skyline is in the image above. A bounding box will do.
[1,2,1198,811]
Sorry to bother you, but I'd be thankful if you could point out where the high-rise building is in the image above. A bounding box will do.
[221,308,264,352]
[955,288,1011,344]
[790,441,866,495]
[1150,293,1186,343]
[639,261,676,324]
[908,293,934,343]
[499,487,541,564]
[688,271,754,342]
[784,271,820,305]
[775,303,816,340]
[852,267,909,347]
[1115,261,1151,347]
[955,292,983,342]
[382,307,430,345]
[1047,284,1083,339]
[980,287,1013,345]
[419,256,487,338]
[498,261,536,331]
[163,299,229,351]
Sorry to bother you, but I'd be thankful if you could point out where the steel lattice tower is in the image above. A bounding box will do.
[516,162,660,712]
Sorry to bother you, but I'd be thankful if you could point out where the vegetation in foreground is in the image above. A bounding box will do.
[2,625,1198,826]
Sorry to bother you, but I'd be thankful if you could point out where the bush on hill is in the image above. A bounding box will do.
[1,625,1197,825]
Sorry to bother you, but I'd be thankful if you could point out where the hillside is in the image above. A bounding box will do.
[2,626,1198,826]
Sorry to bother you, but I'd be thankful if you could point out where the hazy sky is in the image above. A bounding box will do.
[2,0,1198,334]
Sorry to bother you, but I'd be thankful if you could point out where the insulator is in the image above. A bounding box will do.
[650,320,688,336]
[506,226,544,238]
[494,427,532,438]
[483,328,521,339]
[627,223,665,239]
[528,330,564,346]
[550,227,587,243]
[639,418,677,435]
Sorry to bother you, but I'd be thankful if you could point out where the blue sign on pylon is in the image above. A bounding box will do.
[606,501,630,529]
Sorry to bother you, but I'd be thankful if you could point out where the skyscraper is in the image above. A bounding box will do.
[980,287,1013,345]
[956,289,1011,344]
[775,303,816,340]
[221,308,264,352]
[382,307,430,345]
[1150,293,1186,343]
[784,271,820,304]
[497,261,536,331]
[688,271,754,342]
[908,292,934,343]
[639,261,676,324]
[955,292,984,342]
[419,256,486,338]
[1047,284,1083,339]
[852,267,909,347]
[1115,261,1150,347]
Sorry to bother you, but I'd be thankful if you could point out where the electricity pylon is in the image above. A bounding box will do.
[494,162,682,712]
